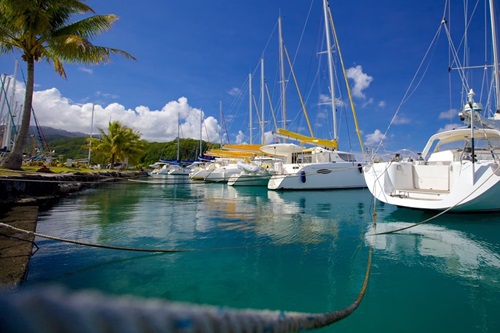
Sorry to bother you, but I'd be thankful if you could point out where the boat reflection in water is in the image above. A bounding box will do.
[365,222,500,286]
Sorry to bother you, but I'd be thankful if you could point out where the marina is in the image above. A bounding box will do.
[18,176,500,332]
[1,0,500,330]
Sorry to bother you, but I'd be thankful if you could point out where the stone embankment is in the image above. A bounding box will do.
[0,170,147,206]
[0,170,148,288]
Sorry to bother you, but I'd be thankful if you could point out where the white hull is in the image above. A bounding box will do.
[190,168,211,180]
[227,159,277,186]
[149,163,170,176]
[204,165,241,183]
[227,173,272,186]
[168,166,190,176]
[268,162,366,190]
[364,160,500,212]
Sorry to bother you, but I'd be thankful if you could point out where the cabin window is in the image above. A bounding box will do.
[338,153,356,162]
[292,152,312,163]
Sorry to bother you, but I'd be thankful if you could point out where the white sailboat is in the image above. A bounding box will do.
[168,112,191,176]
[363,0,500,212]
[227,156,282,186]
[266,0,367,190]
[227,60,282,186]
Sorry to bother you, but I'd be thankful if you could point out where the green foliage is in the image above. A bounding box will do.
[48,137,88,160]
[139,138,216,167]
[44,134,217,168]
[89,121,144,168]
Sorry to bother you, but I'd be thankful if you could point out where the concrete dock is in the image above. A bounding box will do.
[0,205,38,288]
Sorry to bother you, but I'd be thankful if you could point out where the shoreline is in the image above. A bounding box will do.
[0,170,148,288]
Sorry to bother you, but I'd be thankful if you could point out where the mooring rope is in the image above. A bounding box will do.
[0,226,373,332]
[0,246,370,333]
[0,223,192,253]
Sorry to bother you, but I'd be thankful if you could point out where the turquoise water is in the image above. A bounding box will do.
[25,178,500,332]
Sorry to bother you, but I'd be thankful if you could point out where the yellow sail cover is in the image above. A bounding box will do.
[204,149,257,158]
[275,128,338,149]
[221,144,263,152]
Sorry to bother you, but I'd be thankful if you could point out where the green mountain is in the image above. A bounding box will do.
[35,128,215,167]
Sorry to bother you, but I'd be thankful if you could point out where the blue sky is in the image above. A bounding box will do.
[1,0,498,157]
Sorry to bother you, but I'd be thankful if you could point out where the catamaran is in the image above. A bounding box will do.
[266,0,367,190]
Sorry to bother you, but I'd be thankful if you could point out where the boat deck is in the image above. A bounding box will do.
[391,188,449,200]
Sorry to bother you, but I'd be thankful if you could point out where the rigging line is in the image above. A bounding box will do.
[265,82,279,130]
[279,0,316,98]
[328,7,365,158]
[252,93,262,129]
[260,18,279,58]
[0,76,17,136]
[284,45,314,137]
[443,21,472,93]
[373,22,445,158]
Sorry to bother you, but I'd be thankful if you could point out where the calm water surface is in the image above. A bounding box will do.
[25,177,500,332]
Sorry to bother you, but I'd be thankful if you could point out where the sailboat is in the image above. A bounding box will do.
[265,0,367,190]
[226,60,285,186]
[363,0,500,212]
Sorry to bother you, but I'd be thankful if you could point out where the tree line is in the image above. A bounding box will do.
[45,121,215,169]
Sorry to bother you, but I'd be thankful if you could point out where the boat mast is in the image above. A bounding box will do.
[249,72,253,144]
[278,16,287,131]
[2,61,18,150]
[323,0,338,144]
[87,104,95,164]
[468,90,476,184]
[489,0,500,111]
[261,58,266,144]
[199,110,203,158]
[0,76,12,149]
[176,111,180,162]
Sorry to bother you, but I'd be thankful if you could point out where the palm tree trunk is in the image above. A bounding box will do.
[1,58,35,170]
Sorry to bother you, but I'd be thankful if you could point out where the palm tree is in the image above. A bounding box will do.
[0,0,135,170]
[90,121,144,169]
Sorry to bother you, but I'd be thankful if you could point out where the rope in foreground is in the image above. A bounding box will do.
[0,251,370,333]
[0,222,372,332]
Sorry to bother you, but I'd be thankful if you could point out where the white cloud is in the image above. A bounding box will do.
[228,87,241,96]
[378,101,386,108]
[346,65,373,98]
[438,123,462,132]
[319,94,345,108]
[96,91,119,99]
[78,67,93,74]
[364,129,386,146]
[264,131,275,145]
[439,108,458,120]
[6,81,222,143]
[235,130,245,144]
[361,97,374,108]
[393,114,411,125]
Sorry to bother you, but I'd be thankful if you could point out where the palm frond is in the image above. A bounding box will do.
[54,14,119,40]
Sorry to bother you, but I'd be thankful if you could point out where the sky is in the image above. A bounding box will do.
[1,0,499,158]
